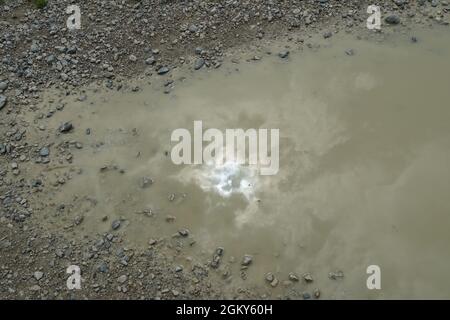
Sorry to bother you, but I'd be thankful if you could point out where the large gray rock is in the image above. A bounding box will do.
[157,66,170,75]
[385,14,400,25]
[278,51,290,59]
[194,58,205,70]
[39,147,50,157]
[0,95,7,110]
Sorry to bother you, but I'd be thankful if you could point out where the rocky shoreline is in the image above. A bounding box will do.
[1,0,449,299]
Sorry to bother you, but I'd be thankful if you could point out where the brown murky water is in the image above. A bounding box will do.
[28,27,450,299]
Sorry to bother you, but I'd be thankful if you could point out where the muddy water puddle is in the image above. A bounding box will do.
[27,27,450,298]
